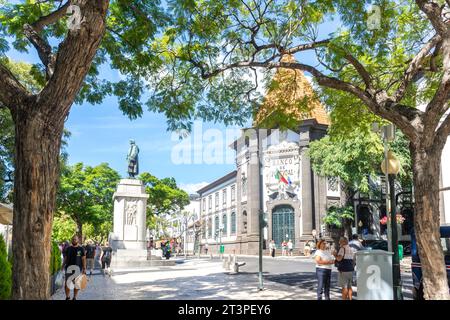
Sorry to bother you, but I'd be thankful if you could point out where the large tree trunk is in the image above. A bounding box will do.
[12,111,64,299]
[7,0,109,299]
[410,143,449,300]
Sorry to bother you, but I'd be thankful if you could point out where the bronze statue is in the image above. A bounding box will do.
[127,140,139,178]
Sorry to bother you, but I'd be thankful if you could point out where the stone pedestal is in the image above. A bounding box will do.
[111,179,149,251]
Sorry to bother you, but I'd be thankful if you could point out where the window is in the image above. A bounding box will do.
[242,210,248,233]
[208,218,212,238]
[231,185,236,201]
[208,195,212,210]
[215,192,219,208]
[231,212,236,235]
[222,213,227,235]
[202,219,206,239]
[222,189,227,205]
[214,216,219,238]
[203,198,206,212]
[241,173,247,196]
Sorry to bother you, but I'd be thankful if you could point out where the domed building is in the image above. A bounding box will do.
[197,55,343,254]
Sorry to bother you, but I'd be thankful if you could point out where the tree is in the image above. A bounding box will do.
[51,215,77,243]
[0,0,169,297]
[57,162,120,242]
[148,0,449,299]
[0,59,43,202]
[323,205,354,250]
[0,234,12,300]
[140,172,190,229]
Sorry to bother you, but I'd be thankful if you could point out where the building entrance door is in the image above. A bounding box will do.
[272,205,295,248]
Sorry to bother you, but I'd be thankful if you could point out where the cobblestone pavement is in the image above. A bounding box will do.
[52,257,413,300]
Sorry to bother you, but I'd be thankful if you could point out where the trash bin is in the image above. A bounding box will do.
[355,250,393,300]
[398,244,404,261]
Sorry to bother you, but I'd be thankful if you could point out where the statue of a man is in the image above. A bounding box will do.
[127,140,139,178]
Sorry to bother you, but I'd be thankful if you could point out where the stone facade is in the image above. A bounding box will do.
[110,178,149,251]
[197,122,340,255]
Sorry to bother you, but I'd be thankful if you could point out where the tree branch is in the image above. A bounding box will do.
[38,0,109,124]
[394,33,442,102]
[342,52,372,89]
[415,0,450,36]
[0,63,32,112]
[423,36,450,143]
[32,1,71,33]
[433,111,450,153]
[23,24,55,78]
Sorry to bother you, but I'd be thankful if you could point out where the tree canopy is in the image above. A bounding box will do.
[56,162,120,240]
[140,172,190,227]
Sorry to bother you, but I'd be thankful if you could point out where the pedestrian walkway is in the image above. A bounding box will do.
[53,258,413,300]
[52,259,340,300]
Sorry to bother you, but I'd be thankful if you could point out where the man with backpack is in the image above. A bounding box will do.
[101,242,113,277]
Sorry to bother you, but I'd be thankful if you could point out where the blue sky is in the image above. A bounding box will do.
[3,4,342,194]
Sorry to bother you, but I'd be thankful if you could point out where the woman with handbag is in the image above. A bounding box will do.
[334,237,355,300]
[314,240,335,300]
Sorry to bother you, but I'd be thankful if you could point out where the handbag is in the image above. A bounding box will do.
[335,247,354,272]
[75,274,88,290]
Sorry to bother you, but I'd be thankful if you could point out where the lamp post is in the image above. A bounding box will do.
[381,150,402,300]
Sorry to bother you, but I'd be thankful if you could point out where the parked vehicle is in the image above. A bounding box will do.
[365,240,388,251]
[411,225,450,300]
[364,240,411,255]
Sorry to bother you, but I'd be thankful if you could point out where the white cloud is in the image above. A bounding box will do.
[178,182,209,195]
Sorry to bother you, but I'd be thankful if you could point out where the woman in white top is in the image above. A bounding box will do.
[314,240,335,300]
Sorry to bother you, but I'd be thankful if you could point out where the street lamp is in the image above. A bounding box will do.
[381,150,402,300]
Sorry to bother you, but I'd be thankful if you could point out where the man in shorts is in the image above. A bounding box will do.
[62,235,86,300]
[84,240,96,277]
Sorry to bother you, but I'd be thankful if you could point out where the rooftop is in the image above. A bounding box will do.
[255,54,330,127]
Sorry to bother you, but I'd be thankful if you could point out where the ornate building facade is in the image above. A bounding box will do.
[197,57,343,254]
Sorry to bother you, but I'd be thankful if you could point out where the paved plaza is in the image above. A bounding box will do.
[52,256,413,300]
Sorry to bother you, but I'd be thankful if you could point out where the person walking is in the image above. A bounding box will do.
[84,240,96,277]
[270,240,276,258]
[281,240,287,256]
[349,234,363,285]
[287,239,293,256]
[314,240,335,300]
[204,243,209,255]
[61,235,86,300]
[304,241,311,256]
[94,242,102,270]
[334,237,355,300]
[101,242,113,277]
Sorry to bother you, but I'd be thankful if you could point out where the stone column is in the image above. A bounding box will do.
[111,178,149,250]
[246,131,261,254]
[300,146,313,238]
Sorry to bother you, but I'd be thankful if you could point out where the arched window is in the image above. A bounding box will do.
[215,215,219,238]
[231,212,236,235]
[222,213,228,235]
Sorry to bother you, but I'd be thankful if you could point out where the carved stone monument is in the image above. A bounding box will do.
[111,179,148,250]
[109,142,175,268]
